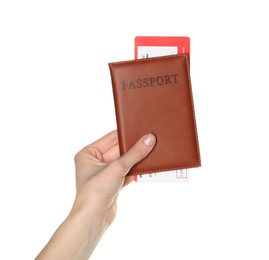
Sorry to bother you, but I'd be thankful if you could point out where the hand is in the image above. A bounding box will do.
[73,130,156,224]
[36,130,156,260]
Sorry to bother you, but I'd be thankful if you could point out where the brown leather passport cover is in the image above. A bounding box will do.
[109,54,201,175]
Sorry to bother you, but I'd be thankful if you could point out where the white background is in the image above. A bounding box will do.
[1,1,269,259]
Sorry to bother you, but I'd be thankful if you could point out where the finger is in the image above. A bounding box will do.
[110,133,156,177]
[90,130,118,154]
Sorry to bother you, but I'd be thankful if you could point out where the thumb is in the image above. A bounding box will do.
[112,133,156,177]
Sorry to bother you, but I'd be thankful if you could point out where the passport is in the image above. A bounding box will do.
[108,54,201,175]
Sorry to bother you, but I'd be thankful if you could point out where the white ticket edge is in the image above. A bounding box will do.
[135,169,189,183]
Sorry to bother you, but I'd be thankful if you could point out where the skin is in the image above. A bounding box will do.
[36,130,156,260]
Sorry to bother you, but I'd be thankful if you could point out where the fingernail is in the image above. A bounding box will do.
[142,133,156,146]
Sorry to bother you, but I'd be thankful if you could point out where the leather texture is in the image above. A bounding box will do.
[109,54,201,175]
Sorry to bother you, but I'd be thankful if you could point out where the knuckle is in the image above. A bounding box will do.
[74,146,88,165]
[74,150,83,164]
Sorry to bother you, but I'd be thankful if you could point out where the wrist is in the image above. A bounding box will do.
[70,199,110,232]
[72,186,117,227]
[71,191,114,227]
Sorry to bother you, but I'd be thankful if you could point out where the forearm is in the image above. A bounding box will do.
[36,206,109,260]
